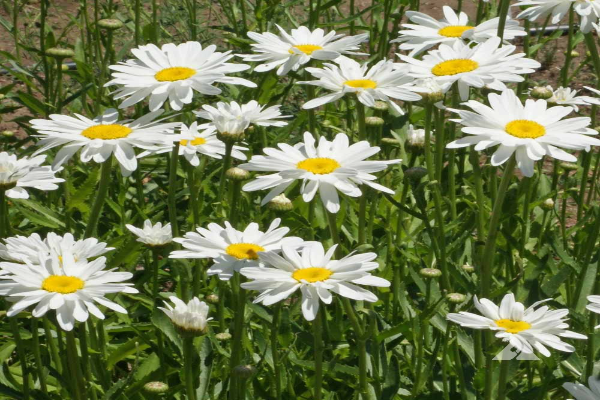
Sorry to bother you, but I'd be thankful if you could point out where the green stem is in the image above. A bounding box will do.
[497,360,511,400]
[218,142,234,203]
[229,275,247,400]
[84,157,112,238]
[313,309,323,400]
[271,304,282,400]
[183,337,197,400]
[496,0,511,42]
[561,6,575,87]
[43,317,62,375]
[66,330,84,400]
[168,145,181,238]
[9,318,30,399]
[31,319,48,393]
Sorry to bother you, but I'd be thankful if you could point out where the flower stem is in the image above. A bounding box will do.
[65,330,84,400]
[168,145,181,238]
[31,318,48,393]
[229,274,247,400]
[85,157,112,238]
[218,142,234,204]
[496,0,511,42]
[561,6,575,86]
[497,360,511,400]
[183,337,197,400]
[271,304,282,400]
[313,309,323,400]
[356,100,367,141]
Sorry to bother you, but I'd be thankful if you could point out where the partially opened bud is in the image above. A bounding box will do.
[143,381,169,394]
[267,193,293,211]
[159,296,212,337]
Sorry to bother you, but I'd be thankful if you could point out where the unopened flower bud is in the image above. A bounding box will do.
[143,381,169,394]
[563,50,579,57]
[2,130,15,138]
[381,137,399,146]
[267,193,293,211]
[61,64,69,71]
[373,101,389,112]
[233,364,256,379]
[446,293,466,304]
[217,131,245,143]
[215,332,232,341]
[530,86,553,100]
[406,124,426,149]
[365,116,384,127]
[98,18,124,30]
[541,198,555,211]
[420,268,442,278]
[404,167,428,183]
[462,263,474,273]
[46,47,74,59]
[560,162,578,172]
[205,294,220,304]
[226,167,250,181]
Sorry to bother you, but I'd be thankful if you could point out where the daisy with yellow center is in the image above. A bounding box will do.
[447,293,586,357]
[240,242,390,321]
[241,131,400,213]
[398,36,539,100]
[31,108,180,177]
[240,25,369,76]
[299,56,420,114]
[170,219,302,281]
[0,152,63,200]
[391,6,526,56]
[0,252,137,331]
[447,89,600,177]
[175,122,248,167]
[106,41,256,111]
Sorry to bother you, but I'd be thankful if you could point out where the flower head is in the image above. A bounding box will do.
[406,124,426,148]
[514,0,600,34]
[241,132,400,213]
[159,296,212,336]
[447,293,586,357]
[299,57,421,114]
[174,122,247,166]
[126,220,173,247]
[392,6,526,56]
[0,252,137,331]
[195,100,290,128]
[0,152,63,199]
[398,36,540,100]
[169,219,303,280]
[106,42,256,111]
[239,25,368,76]
[240,242,390,321]
[446,89,600,177]
[31,109,179,176]
[547,86,590,111]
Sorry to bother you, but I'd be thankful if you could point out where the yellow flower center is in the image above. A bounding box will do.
[81,124,133,140]
[505,120,546,139]
[495,319,532,334]
[432,59,479,76]
[438,25,474,38]
[292,267,333,283]
[344,79,377,89]
[180,137,207,146]
[154,67,196,82]
[289,44,323,55]
[296,157,341,174]
[42,275,85,294]
[226,243,265,260]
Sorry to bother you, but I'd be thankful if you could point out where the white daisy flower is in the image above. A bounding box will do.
[169,218,303,281]
[563,377,600,399]
[407,124,427,148]
[447,293,586,357]
[514,0,600,34]
[397,36,540,100]
[298,57,421,115]
[391,6,526,56]
[126,219,173,247]
[106,42,256,111]
[446,89,600,177]
[0,232,113,265]
[585,295,600,328]
[581,86,600,105]
[0,252,138,331]
[30,109,179,176]
[159,296,212,336]
[240,242,390,321]
[195,100,290,128]
[240,132,399,213]
[0,152,63,199]
[173,122,247,167]
[239,25,368,76]
[547,86,591,111]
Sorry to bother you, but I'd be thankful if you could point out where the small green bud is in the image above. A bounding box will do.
[267,194,293,211]
[373,101,389,112]
[446,293,466,304]
[419,268,442,278]
[380,137,399,146]
[215,332,232,341]
[225,167,250,181]
[530,86,553,100]
[233,364,256,379]
[2,130,15,138]
[205,294,220,304]
[365,116,384,127]
[461,263,475,273]
[541,198,555,211]
[560,162,578,172]
[404,167,428,183]
[98,18,124,30]
[143,381,169,394]
[46,47,74,58]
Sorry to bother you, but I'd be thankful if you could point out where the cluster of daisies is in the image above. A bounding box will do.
[2,2,600,397]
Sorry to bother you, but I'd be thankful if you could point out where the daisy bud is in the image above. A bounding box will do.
[420,268,442,279]
[0,94,5,100]
[541,198,555,211]
[404,167,428,183]
[46,47,74,59]
[98,18,124,30]
[373,101,389,112]
[233,364,257,379]
[267,193,294,211]
[530,86,553,100]
[381,137,400,146]
[560,162,579,172]
[205,294,220,304]
[563,50,579,57]
[215,332,232,341]
[406,125,426,149]
[461,263,475,273]
[61,64,70,72]
[446,293,466,304]
[159,296,212,337]
[226,167,250,181]
[217,130,245,143]
[366,116,384,127]
[420,91,445,104]
[2,130,15,138]
[143,381,169,395]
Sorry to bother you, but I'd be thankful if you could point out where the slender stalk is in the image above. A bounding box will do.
[43,317,62,374]
[313,309,323,400]
[356,101,367,141]
[31,319,48,394]
[229,274,247,400]
[561,6,575,87]
[168,145,181,238]
[497,360,511,400]
[183,337,197,400]
[271,304,282,400]
[496,0,511,42]
[218,142,234,203]
[85,158,112,238]
[66,330,84,400]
